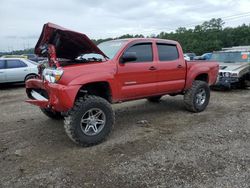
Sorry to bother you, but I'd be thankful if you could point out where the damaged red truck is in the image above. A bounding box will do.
[26,23,219,146]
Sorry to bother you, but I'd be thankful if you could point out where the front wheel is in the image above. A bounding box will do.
[64,96,114,146]
[184,81,210,112]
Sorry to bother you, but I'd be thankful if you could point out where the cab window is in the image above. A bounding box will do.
[0,60,5,69]
[125,43,153,62]
[157,44,179,61]
[6,60,27,69]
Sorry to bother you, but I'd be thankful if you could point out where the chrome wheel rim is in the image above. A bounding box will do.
[80,108,106,136]
[195,88,206,106]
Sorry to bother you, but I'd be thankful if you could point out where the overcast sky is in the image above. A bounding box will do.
[0,0,250,52]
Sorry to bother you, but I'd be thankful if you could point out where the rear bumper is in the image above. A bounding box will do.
[26,79,80,112]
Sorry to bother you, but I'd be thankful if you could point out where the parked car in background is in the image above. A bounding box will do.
[184,54,190,61]
[194,56,204,60]
[202,53,212,60]
[210,46,250,89]
[184,53,196,60]
[22,54,46,63]
[0,58,38,83]
[1,54,46,63]
[194,53,212,60]
[1,55,27,59]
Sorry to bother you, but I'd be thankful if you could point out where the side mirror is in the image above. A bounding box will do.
[121,52,137,63]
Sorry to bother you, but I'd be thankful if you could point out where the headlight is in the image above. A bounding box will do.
[224,72,231,77]
[43,68,63,83]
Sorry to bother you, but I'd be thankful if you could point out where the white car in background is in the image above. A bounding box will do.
[0,58,38,83]
[184,54,191,61]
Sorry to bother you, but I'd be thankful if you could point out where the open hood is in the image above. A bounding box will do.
[35,23,107,59]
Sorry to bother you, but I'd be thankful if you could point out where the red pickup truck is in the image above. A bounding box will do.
[26,23,219,146]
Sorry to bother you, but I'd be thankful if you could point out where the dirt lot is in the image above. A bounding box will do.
[0,84,249,188]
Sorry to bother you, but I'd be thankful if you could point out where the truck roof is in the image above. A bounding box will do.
[108,38,179,45]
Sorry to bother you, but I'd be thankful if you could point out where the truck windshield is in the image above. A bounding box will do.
[97,40,128,59]
[210,52,250,63]
[77,40,128,61]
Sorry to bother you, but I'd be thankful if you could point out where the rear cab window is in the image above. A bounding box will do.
[6,60,27,69]
[157,43,179,61]
[125,43,153,62]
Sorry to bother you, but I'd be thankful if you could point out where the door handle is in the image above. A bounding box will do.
[0,72,3,73]
[149,66,157,71]
[177,65,183,68]
[24,69,28,71]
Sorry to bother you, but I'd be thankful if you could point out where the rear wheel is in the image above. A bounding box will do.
[64,95,114,146]
[184,81,210,112]
[147,95,162,103]
[40,108,64,120]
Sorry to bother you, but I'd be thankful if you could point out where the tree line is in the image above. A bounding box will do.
[2,18,250,56]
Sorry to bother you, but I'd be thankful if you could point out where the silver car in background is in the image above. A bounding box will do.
[211,46,250,89]
[0,58,38,83]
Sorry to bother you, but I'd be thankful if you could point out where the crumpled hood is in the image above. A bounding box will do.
[35,23,107,59]
[219,62,250,72]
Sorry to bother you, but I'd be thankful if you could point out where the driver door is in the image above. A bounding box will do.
[116,42,158,100]
[5,59,28,82]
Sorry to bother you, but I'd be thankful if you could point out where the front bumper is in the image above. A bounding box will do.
[214,77,239,88]
[26,79,80,112]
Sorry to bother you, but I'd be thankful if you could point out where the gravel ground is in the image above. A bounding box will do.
[0,84,249,188]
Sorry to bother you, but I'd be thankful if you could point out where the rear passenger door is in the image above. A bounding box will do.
[117,42,158,100]
[5,60,28,82]
[156,43,186,93]
[0,60,6,82]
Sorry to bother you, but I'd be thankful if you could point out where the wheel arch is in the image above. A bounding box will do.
[75,81,113,103]
[185,72,210,90]
[195,73,209,83]
[24,73,39,81]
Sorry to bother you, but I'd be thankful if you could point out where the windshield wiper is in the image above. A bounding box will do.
[87,57,103,62]
[75,57,103,63]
